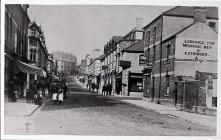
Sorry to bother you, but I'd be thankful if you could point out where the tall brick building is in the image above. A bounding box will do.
[142,6,218,109]
[5,5,30,101]
[118,40,144,97]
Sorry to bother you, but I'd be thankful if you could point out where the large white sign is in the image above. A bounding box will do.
[174,38,218,76]
[175,38,217,63]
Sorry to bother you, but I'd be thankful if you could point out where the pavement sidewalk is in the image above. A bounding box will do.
[4,97,39,116]
[75,78,216,129]
[121,99,216,128]
[4,96,40,134]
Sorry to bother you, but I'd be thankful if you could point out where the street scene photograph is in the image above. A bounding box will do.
[2,1,219,138]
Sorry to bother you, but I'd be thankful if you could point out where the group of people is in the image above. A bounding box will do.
[51,80,68,105]
[26,78,69,105]
[89,82,99,92]
[26,79,48,105]
[102,83,112,96]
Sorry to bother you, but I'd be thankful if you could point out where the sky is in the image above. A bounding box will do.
[28,5,173,64]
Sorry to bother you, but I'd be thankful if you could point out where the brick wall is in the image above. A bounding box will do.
[124,52,144,73]
[143,17,162,57]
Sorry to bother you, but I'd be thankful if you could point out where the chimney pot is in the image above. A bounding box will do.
[193,7,207,23]
[136,18,143,30]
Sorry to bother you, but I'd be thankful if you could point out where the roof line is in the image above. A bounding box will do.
[122,50,144,53]
[142,6,178,30]
[162,6,179,15]
[162,23,194,43]
[163,13,218,20]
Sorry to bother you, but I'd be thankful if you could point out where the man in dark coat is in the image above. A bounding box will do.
[102,84,106,96]
[63,83,68,99]
[108,83,112,96]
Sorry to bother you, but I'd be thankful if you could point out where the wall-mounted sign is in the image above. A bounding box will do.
[175,38,217,63]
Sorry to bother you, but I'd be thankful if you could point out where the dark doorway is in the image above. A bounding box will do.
[183,81,198,110]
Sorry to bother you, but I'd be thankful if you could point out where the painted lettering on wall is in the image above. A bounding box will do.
[175,38,217,63]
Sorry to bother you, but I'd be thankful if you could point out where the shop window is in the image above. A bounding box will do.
[212,97,217,107]
[153,45,156,63]
[130,78,143,92]
[139,54,145,65]
[208,22,216,30]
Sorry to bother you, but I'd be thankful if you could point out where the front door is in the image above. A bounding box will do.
[183,81,198,110]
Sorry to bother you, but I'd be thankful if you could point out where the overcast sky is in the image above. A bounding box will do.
[28,5,173,64]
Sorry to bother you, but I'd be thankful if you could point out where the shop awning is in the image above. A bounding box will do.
[16,60,46,77]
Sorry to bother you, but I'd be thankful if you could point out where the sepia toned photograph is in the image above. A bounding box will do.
[1,0,220,138]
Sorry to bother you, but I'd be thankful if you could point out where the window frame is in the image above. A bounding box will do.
[139,54,145,66]
[153,45,156,63]
[166,43,171,61]
[165,74,170,95]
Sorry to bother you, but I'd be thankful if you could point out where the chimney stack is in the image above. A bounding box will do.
[193,7,207,23]
[135,17,143,30]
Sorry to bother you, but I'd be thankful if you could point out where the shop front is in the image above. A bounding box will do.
[5,54,16,102]
[8,60,46,101]
[128,73,143,97]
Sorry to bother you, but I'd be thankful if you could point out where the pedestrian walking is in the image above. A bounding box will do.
[63,82,68,99]
[57,87,64,105]
[52,86,58,104]
[92,83,95,92]
[116,84,120,95]
[109,84,112,96]
[95,84,99,92]
[102,84,106,96]
[107,83,112,96]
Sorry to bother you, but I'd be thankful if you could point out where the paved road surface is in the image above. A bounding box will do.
[26,77,216,136]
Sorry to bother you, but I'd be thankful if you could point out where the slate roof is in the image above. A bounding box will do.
[123,40,144,53]
[143,6,218,30]
[163,6,218,19]
[95,54,105,60]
